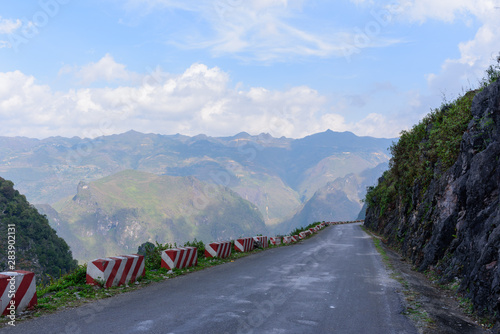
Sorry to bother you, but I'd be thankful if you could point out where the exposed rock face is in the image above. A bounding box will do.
[365,80,500,320]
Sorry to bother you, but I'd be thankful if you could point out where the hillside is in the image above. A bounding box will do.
[275,162,388,233]
[0,130,392,226]
[0,177,77,281]
[46,170,267,262]
[364,72,500,321]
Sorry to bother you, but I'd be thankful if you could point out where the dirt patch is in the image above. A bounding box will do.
[381,243,493,334]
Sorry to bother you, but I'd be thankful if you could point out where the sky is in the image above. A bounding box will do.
[0,0,499,140]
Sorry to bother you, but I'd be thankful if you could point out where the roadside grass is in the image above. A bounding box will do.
[361,226,434,329]
[364,226,496,330]
[424,268,495,329]
[0,224,329,325]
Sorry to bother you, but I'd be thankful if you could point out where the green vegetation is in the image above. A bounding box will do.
[183,239,206,259]
[366,91,475,217]
[366,54,500,218]
[362,54,500,327]
[0,177,77,282]
[424,269,495,329]
[290,221,325,236]
[55,170,267,262]
[481,53,500,88]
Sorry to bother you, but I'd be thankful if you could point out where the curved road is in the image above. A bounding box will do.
[2,223,417,334]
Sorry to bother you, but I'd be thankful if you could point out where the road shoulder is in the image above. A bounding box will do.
[363,227,492,334]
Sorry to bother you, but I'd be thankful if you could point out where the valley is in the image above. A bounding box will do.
[0,129,393,262]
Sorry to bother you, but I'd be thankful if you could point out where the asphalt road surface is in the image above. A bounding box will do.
[2,223,417,334]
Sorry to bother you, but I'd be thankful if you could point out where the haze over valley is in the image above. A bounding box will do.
[1,129,392,261]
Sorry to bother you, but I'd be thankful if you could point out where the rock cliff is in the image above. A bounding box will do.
[364,79,500,321]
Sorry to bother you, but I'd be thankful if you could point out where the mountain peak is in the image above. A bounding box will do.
[233,132,251,139]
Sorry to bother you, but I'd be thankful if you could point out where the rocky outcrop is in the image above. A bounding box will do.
[365,80,500,320]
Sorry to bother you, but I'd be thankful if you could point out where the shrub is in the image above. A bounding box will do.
[139,241,174,271]
[183,238,205,258]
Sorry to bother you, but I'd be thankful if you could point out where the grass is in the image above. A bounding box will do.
[423,267,496,329]
[365,54,500,219]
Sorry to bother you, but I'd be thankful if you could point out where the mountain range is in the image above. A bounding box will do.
[0,130,393,261]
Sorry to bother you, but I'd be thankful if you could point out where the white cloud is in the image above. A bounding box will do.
[0,17,22,34]
[0,63,407,140]
[394,1,500,96]
[122,0,402,62]
[393,0,490,24]
[59,54,140,85]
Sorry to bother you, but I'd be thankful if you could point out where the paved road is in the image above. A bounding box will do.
[2,223,417,334]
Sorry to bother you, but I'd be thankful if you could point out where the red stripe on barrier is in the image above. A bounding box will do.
[1,271,37,315]
[119,256,134,286]
[130,255,145,282]
[10,271,30,309]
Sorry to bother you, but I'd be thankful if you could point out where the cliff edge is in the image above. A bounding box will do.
[364,79,500,322]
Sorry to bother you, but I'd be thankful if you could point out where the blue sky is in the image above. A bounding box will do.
[0,0,499,139]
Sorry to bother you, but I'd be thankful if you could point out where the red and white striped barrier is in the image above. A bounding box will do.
[304,230,312,236]
[253,236,268,248]
[282,236,292,244]
[299,231,307,239]
[1,270,37,316]
[234,238,254,252]
[309,228,316,234]
[270,237,281,246]
[86,254,145,288]
[291,235,299,242]
[205,241,232,258]
[161,247,197,270]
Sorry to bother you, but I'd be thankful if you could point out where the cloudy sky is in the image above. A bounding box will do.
[0,0,499,139]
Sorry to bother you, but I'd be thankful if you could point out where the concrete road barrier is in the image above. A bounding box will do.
[282,236,292,244]
[0,270,37,315]
[161,247,198,270]
[270,237,281,246]
[204,241,232,259]
[291,235,299,242]
[86,254,145,288]
[253,236,268,248]
[234,237,254,252]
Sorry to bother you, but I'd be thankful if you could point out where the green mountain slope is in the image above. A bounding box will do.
[0,130,392,227]
[275,162,388,233]
[51,170,267,262]
[0,177,77,281]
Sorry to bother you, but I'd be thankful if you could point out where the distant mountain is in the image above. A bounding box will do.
[44,170,267,262]
[0,177,77,281]
[0,130,393,235]
[275,162,388,233]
